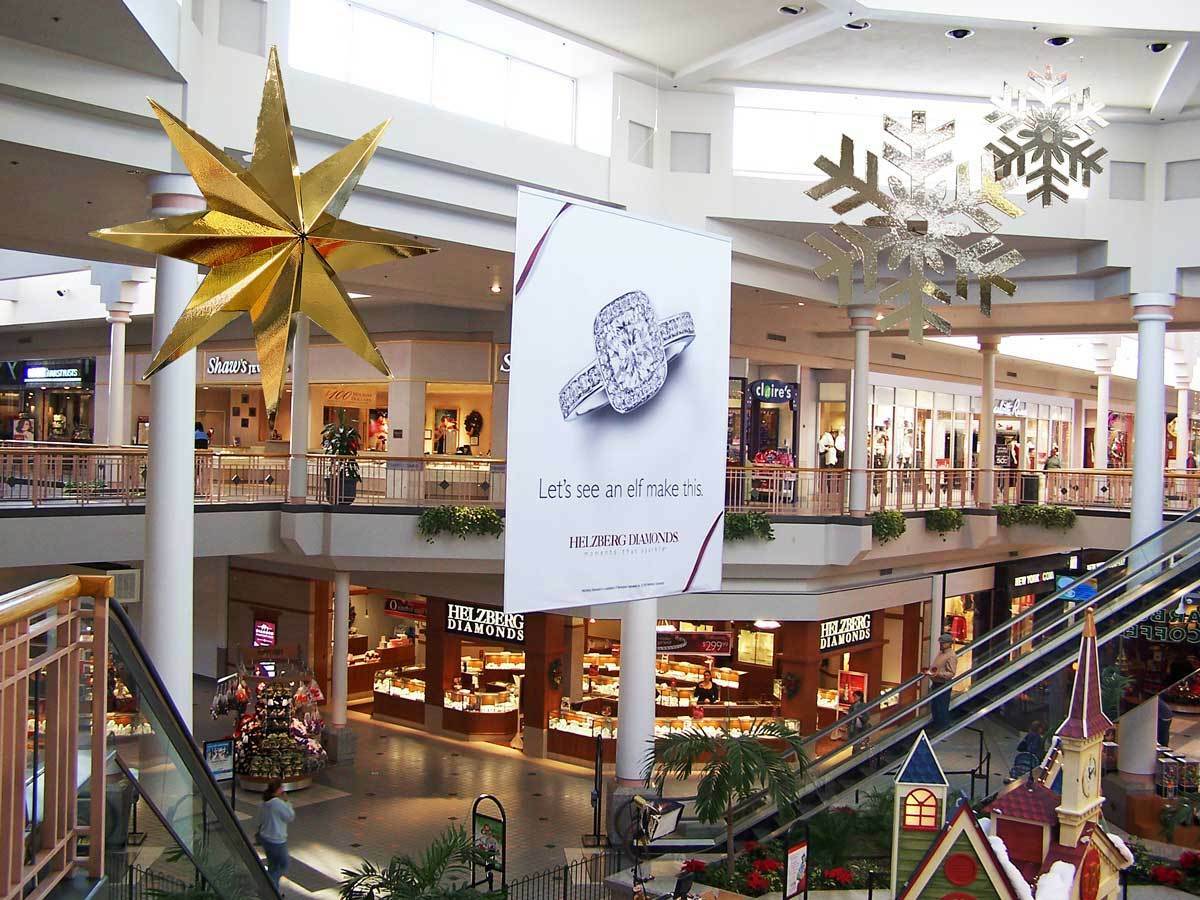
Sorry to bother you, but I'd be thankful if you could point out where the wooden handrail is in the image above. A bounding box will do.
[0,574,112,627]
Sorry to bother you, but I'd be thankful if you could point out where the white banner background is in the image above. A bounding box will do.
[504,188,730,614]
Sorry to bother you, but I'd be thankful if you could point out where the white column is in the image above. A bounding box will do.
[104,299,133,445]
[979,340,998,507]
[927,573,946,666]
[1130,293,1175,544]
[848,306,873,514]
[288,317,310,501]
[330,571,350,727]
[1091,338,1117,470]
[1177,385,1191,470]
[616,597,657,785]
[142,174,203,728]
[1118,697,1161,775]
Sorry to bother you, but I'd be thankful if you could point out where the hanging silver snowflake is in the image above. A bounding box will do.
[986,65,1108,206]
[804,111,1024,341]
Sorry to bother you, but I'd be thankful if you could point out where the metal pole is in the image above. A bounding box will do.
[867,870,875,900]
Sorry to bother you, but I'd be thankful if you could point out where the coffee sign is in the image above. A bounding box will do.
[819,613,874,652]
[446,602,525,643]
[655,630,733,657]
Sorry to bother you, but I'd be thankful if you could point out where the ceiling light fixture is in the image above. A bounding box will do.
[490,281,503,294]
[753,618,782,630]
[945,28,974,40]
[1147,41,1173,54]
[875,312,884,320]
[778,5,804,14]
[1044,35,1073,47]
[844,20,870,30]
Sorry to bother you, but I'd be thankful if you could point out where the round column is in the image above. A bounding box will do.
[331,571,350,728]
[1176,384,1190,470]
[1130,293,1175,544]
[848,307,874,514]
[979,340,998,507]
[143,173,203,728]
[288,317,310,501]
[615,597,657,785]
[105,302,133,445]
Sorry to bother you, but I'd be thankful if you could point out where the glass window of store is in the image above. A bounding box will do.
[817,382,847,468]
[6,359,97,442]
[424,383,494,456]
[747,380,798,465]
[728,377,746,464]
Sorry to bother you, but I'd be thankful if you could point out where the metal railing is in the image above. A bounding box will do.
[1,443,1198,518]
[502,850,624,900]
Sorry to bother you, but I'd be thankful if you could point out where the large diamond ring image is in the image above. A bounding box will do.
[559,291,695,419]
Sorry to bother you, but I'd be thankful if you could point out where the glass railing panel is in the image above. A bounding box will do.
[103,597,278,900]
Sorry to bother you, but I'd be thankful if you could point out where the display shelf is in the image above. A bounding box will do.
[373,670,426,702]
[548,709,798,743]
[444,688,517,713]
[483,651,525,670]
[654,659,743,688]
[372,689,426,725]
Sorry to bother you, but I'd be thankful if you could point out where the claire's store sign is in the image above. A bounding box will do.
[446,602,525,643]
[206,355,261,377]
[750,380,796,404]
[819,613,874,652]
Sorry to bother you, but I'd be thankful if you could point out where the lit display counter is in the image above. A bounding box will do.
[442,688,519,743]
[372,671,426,725]
[654,659,743,689]
[347,643,414,698]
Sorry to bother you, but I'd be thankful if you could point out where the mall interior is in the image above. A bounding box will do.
[7,1,1200,899]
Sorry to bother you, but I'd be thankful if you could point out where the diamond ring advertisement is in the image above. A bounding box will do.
[505,188,731,615]
[558,291,695,419]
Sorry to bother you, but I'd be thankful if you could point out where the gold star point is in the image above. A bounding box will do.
[92,46,437,412]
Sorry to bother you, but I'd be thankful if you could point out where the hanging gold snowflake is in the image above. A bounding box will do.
[986,65,1108,206]
[804,111,1024,341]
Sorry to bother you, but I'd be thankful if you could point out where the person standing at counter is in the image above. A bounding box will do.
[695,670,720,705]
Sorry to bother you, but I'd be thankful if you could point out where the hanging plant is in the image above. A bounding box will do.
[724,511,775,541]
[417,506,504,542]
[924,508,964,537]
[995,504,1077,531]
[464,410,484,438]
[870,510,906,544]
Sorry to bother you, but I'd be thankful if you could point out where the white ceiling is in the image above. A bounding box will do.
[729,20,1181,110]
[487,0,795,72]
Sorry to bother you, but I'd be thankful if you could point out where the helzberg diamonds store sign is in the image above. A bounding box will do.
[446,602,525,644]
[819,613,874,652]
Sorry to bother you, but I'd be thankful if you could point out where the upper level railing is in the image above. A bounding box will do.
[0,442,1195,516]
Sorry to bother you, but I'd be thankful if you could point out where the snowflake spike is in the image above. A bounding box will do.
[806,134,890,215]
[831,222,881,291]
[803,232,858,305]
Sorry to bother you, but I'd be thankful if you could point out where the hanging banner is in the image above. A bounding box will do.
[504,188,731,613]
[655,631,733,657]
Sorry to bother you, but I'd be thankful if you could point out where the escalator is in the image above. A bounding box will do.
[664,507,1200,848]
[100,596,279,899]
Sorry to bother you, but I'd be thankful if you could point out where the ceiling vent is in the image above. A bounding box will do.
[767,332,787,343]
[891,352,907,361]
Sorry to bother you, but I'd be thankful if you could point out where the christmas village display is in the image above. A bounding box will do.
[211,668,327,788]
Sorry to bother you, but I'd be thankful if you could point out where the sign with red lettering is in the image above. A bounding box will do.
[252,618,276,648]
[654,631,733,657]
[384,597,427,620]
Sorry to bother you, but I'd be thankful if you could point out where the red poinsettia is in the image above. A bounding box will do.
[1182,851,1200,871]
[1151,865,1185,886]
[752,858,783,873]
[744,872,770,894]
[826,867,854,887]
[680,860,708,874]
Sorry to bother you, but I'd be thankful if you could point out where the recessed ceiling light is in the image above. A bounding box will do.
[490,282,503,294]
[1044,35,1073,47]
[778,5,804,14]
[1147,41,1173,54]
[945,27,974,40]
[754,619,782,630]
[796,301,805,307]
[844,19,870,30]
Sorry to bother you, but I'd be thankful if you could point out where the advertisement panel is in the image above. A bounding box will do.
[654,631,733,657]
[505,188,731,613]
[785,841,808,898]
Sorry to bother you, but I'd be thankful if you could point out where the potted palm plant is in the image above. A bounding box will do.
[645,720,808,880]
[322,412,361,505]
[339,826,496,899]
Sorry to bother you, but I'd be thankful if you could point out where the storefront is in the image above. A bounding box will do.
[1084,409,1134,468]
[815,375,849,469]
[0,358,96,442]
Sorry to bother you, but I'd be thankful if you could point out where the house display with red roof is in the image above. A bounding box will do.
[890,609,1133,900]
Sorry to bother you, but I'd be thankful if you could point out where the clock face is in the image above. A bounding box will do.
[1083,757,1097,797]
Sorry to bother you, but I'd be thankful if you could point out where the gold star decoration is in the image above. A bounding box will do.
[92,46,437,412]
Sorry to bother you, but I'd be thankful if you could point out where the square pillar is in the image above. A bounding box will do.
[779,620,819,733]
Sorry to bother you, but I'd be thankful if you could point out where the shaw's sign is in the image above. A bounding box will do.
[207,355,261,376]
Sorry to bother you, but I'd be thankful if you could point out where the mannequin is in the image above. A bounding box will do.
[834,429,846,466]
[819,430,838,467]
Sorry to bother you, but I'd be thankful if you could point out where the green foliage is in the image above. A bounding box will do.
[322,411,362,482]
[417,506,504,542]
[995,503,1077,530]
[645,721,808,879]
[339,826,499,900]
[924,507,964,536]
[724,511,775,542]
[1160,792,1200,843]
[871,510,906,544]
[800,789,893,870]
[1100,665,1133,721]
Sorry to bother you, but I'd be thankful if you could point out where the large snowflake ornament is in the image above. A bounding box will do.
[804,111,1024,341]
[986,65,1108,206]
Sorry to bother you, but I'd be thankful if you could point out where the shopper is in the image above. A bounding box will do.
[1159,695,1175,748]
[258,781,294,891]
[695,670,719,705]
[1011,720,1047,778]
[846,690,869,750]
[926,633,957,730]
[1043,447,1062,470]
[194,422,209,450]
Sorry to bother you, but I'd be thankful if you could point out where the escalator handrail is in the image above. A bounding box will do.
[105,596,281,900]
[671,510,1200,818]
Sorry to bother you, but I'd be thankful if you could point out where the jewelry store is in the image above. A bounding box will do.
[0,358,97,442]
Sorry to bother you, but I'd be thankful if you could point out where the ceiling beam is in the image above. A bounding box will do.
[1152,40,1200,118]
[671,2,857,89]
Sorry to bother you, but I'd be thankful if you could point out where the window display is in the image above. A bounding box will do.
[737,629,775,667]
[817,382,847,468]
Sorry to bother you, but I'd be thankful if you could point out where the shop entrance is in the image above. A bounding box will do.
[745,380,798,465]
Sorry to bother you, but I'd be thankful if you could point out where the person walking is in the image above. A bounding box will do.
[846,690,869,750]
[1010,720,1047,778]
[258,781,294,892]
[926,633,958,730]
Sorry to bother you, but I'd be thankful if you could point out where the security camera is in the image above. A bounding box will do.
[55,289,69,297]
[945,28,974,40]
[1147,41,1172,54]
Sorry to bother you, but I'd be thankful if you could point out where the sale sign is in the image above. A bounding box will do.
[654,631,733,657]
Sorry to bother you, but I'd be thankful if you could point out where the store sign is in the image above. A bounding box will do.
[324,387,376,406]
[505,188,731,613]
[1014,570,1055,588]
[384,597,427,620]
[655,630,733,657]
[994,398,1028,416]
[1124,609,1200,644]
[206,355,261,376]
[25,364,80,382]
[495,344,512,383]
[750,380,795,403]
[446,602,525,643]
[819,613,874,652]
[252,618,276,648]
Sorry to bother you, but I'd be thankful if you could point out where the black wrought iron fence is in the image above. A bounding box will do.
[122,863,194,900]
[502,850,624,900]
